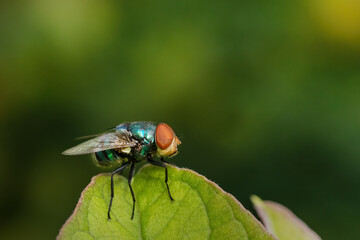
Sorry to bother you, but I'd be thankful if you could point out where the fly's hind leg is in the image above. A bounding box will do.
[147,158,174,201]
[128,161,136,220]
[108,162,130,220]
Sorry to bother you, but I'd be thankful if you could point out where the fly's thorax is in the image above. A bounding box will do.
[123,122,157,161]
[128,122,157,144]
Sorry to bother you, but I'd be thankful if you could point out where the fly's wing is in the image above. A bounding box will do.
[75,127,116,140]
[62,132,137,155]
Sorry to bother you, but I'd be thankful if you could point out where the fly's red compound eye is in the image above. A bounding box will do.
[156,123,174,150]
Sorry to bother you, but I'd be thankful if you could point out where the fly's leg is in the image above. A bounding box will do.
[108,162,130,220]
[128,161,136,220]
[161,158,169,164]
[147,158,174,201]
[160,158,175,166]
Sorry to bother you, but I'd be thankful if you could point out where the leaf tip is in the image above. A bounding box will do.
[251,195,322,240]
[250,195,264,207]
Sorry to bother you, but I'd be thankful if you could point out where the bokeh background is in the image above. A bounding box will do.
[1,0,360,239]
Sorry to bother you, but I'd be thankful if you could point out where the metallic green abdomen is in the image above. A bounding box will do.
[95,149,122,166]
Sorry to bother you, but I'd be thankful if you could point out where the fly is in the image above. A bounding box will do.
[62,121,181,220]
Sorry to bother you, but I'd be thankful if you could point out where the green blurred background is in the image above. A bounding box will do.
[1,0,360,239]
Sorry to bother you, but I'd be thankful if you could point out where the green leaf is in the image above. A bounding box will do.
[251,195,321,240]
[58,165,276,240]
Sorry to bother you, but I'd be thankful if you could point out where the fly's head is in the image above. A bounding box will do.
[155,123,181,158]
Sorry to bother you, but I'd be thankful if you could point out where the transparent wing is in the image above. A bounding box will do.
[75,127,115,140]
[62,132,137,155]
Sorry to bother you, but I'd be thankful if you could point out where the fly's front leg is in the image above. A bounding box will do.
[108,162,130,220]
[160,157,176,166]
[128,161,136,220]
[161,158,169,164]
[147,158,174,201]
